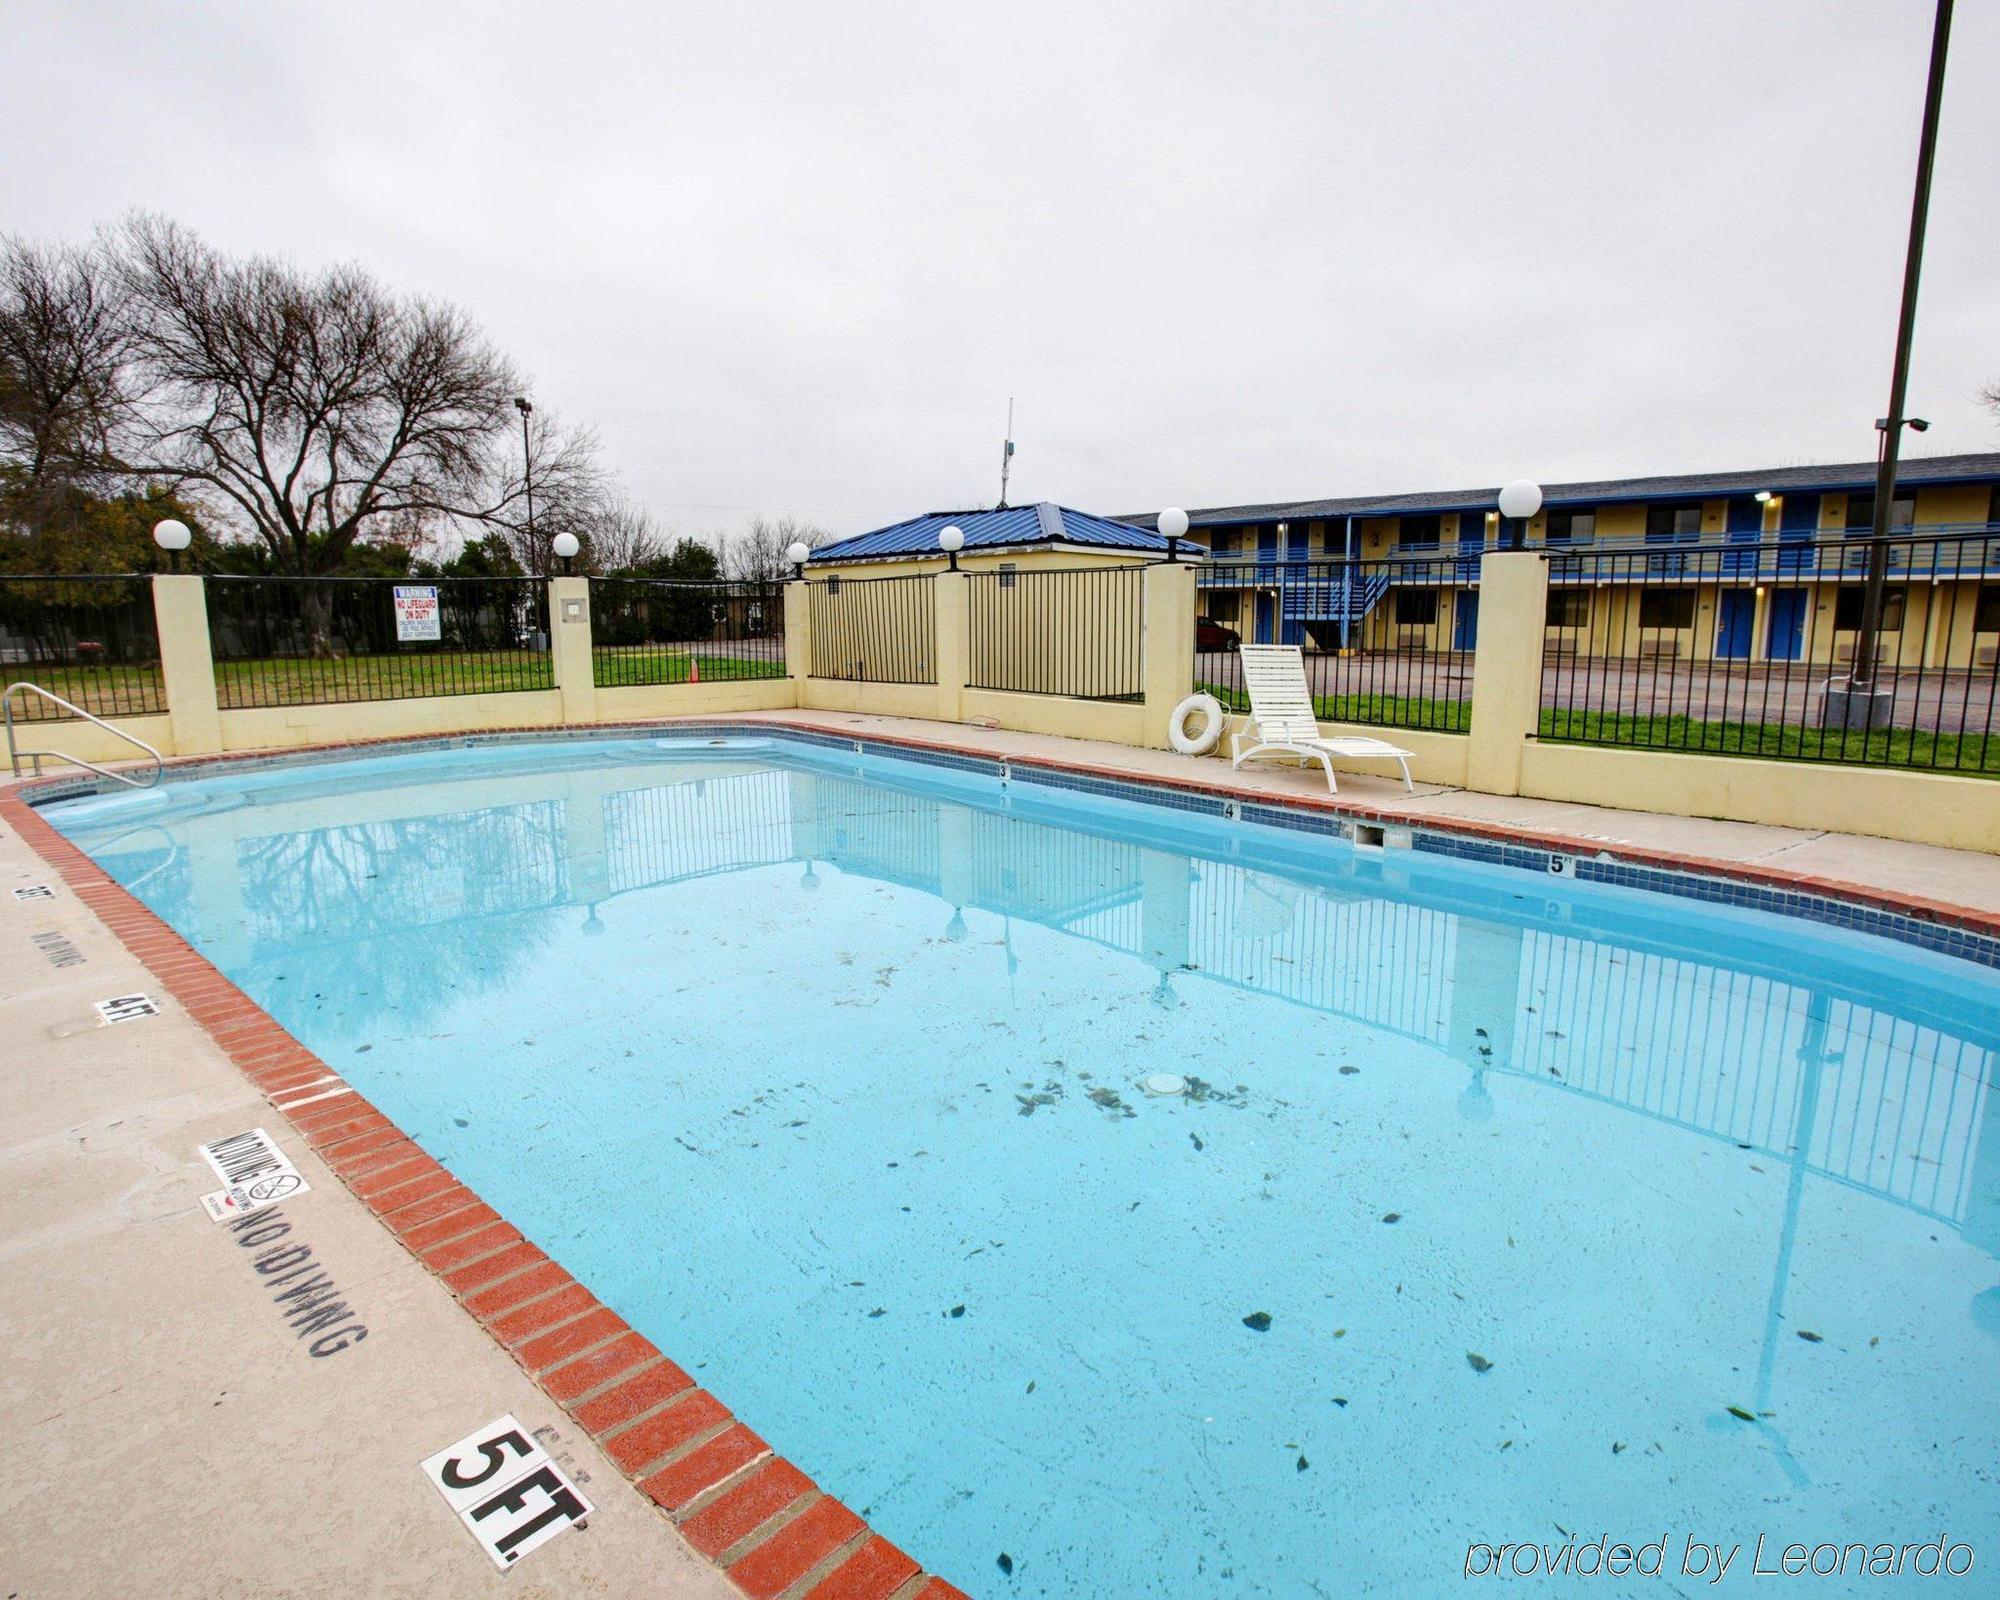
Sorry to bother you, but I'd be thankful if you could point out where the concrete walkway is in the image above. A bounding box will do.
[0,817,740,1597]
[734,709,2000,913]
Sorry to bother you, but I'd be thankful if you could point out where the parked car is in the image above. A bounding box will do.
[1196,618,1241,652]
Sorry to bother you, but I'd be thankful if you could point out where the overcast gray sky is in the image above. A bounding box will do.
[8,1,1997,537]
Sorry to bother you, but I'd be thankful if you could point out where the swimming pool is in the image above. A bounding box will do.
[40,731,2000,1596]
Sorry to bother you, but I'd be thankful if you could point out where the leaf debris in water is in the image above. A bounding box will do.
[1332,1397,1348,1408]
[1338,1065,1359,1076]
[1467,1352,1494,1374]
[949,1304,966,1319]
[1026,1380,1036,1393]
[997,1553,1014,1576]
[1381,1212,1401,1225]
[1796,1330,1823,1343]
[868,1307,886,1318]
[1189,1133,1204,1151]
[1726,1405,1756,1422]
[1243,1311,1273,1332]
[1296,1454,1309,1472]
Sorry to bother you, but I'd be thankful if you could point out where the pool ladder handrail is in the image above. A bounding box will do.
[3,681,164,790]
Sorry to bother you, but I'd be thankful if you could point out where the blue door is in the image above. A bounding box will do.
[1777,495,1819,574]
[1724,497,1763,578]
[1766,590,1806,660]
[1255,591,1275,644]
[1716,590,1753,659]
[1452,591,1479,650]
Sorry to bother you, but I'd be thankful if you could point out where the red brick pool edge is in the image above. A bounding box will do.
[0,786,970,1600]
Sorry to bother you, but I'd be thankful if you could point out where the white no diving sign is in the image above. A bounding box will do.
[421,1415,592,1570]
[196,1126,311,1222]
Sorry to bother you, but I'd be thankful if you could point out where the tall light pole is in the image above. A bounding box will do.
[1847,0,1953,720]
[514,396,536,560]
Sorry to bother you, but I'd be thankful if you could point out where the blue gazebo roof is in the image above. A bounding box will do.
[811,502,1197,563]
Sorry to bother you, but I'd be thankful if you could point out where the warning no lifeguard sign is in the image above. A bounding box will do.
[393,584,441,642]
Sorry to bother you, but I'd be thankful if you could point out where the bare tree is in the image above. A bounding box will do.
[0,236,132,530]
[484,406,612,575]
[726,513,827,580]
[583,498,672,575]
[1982,380,2000,427]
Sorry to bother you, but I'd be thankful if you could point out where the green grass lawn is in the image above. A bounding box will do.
[1538,708,2000,775]
[211,651,555,707]
[5,662,166,720]
[592,648,786,688]
[1199,680,1997,775]
[1198,682,1471,733]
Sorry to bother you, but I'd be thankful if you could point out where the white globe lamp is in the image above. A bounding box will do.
[785,540,811,577]
[938,524,965,570]
[152,518,192,571]
[1497,479,1543,521]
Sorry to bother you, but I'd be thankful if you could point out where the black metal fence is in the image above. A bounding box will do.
[807,574,934,684]
[0,575,165,722]
[1541,532,2000,773]
[967,566,1144,701]
[206,576,553,708]
[589,578,785,686]
[1193,556,1474,732]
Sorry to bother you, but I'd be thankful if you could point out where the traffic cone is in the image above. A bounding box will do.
[689,658,701,684]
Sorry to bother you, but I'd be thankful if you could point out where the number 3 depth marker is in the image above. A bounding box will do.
[420,1414,592,1570]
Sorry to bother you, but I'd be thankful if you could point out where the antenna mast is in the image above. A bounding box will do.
[998,398,1015,509]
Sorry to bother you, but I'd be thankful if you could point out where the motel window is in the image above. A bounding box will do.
[1975,587,2000,633]
[1638,588,1696,629]
[1645,504,1704,542]
[999,562,1018,590]
[1545,509,1595,544]
[1845,492,1916,532]
[1210,531,1236,556]
[1396,590,1439,625]
[1398,515,1441,550]
[1546,590,1590,628]
[1834,587,1907,631]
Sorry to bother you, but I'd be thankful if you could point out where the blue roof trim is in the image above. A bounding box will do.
[811,502,1199,562]
[1120,450,2000,531]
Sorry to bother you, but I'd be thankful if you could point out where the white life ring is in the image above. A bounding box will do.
[1168,692,1226,756]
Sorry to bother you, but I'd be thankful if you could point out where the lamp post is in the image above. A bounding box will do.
[1848,0,1953,722]
[938,524,964,572]
[151,518,191,574]
[1158,506,1188,564]
[552,530,579,576]
[514,395,535,552]
[785,540,810,580]
[1497,479,1542,548]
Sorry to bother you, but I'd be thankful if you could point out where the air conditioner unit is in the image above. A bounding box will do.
[1638,637,1681,660]
[1833,640,1855,665]
[1976,641,1998,668]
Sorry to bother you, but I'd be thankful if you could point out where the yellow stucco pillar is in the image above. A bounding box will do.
[784,579,811,683]
[1464,551,1549,796]
[151,574,220,756]
[1142,562,1197,748]
[933,571,968,723]
[549,576,597,724]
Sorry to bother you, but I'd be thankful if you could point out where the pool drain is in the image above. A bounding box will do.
[1141,1073,1188,1097]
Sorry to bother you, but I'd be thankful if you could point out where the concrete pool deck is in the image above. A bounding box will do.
[729,709,2000,916]
[2,714,1995,1596]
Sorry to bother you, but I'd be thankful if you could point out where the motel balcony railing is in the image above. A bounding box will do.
[1198,524,2000,586]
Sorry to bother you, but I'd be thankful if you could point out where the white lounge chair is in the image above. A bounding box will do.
[1230,644,1416,794]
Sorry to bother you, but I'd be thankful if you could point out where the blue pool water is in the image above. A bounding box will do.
[43,734,2000,1597]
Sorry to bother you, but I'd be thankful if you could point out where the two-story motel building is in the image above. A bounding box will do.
[1151,452,2000,670]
